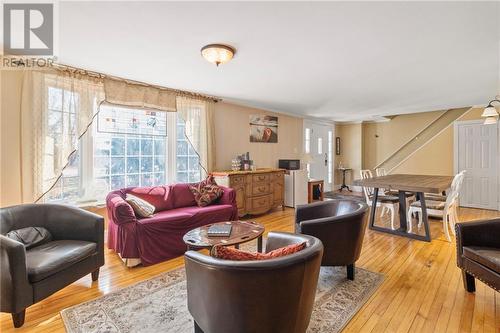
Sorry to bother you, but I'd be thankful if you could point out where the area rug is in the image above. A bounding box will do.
[61,266,383,333]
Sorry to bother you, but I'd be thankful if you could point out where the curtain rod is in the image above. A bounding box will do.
[51,63,222,103]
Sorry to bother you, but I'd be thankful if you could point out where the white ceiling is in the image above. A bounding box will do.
[58,1,500,121]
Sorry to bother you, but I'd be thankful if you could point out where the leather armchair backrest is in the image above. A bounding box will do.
[296,200,368,266]
[185,232,323,333]
[0,204,102,243]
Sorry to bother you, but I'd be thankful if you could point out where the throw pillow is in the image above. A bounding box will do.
[126,193,155,218]
[211,242,306,261]
[189,177,224,207]
[6,227,52,249]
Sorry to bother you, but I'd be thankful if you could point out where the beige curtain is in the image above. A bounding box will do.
[104,78,177,112]
[20,69,105,202]
[176,96,216,176]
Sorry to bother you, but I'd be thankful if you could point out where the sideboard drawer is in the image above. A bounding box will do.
[252,174,270,183]
[230,175,246,186]
[252,183,271,196]
[250,194,272,214]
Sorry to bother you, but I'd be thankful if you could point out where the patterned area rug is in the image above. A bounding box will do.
[61,266,383,333]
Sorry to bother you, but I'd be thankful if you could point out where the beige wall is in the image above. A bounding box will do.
[335,123,363,186]
[393,107,487,176]
[362,111,445,170]
[0,70,24,207]
[334,108,489,186]
[214,102,303,170]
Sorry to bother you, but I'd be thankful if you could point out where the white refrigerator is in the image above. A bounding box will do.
[284,169,308,208]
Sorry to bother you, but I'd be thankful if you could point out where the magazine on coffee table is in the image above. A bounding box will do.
[207,224,232,237]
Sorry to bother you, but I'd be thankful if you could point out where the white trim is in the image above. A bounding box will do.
[454,119,500,211]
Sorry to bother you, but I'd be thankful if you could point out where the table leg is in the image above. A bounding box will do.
[369,187,379,229]
[235,244,240,249]
[417,192,431,242]
[398,190,407,232]
[368,189,431,242]
[257,235,263,253]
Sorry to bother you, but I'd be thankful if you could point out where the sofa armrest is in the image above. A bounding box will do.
[217,186,236,206]
[456,218,500,266]
[106,192,138,225]
[0,235,32,313]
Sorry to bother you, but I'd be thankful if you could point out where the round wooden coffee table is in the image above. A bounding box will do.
[183,220,265,253]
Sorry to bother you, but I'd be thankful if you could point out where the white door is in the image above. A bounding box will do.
[304,121,334,192]
[455,120,498,210]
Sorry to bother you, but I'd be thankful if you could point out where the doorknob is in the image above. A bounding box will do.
[324,153,328,166]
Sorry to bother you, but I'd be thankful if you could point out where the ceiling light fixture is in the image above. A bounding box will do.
[481,97,500,124]
[201,44,235,66]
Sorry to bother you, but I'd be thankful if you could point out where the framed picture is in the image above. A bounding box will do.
[249,115,278,143]
[336,137,341,155]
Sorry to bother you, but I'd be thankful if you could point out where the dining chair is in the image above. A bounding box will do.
[360,170,399,230]
[407,188,460,241]
[420,171,466,237]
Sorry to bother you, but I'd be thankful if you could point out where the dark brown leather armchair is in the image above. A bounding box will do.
[184,232,323,333]
[295,199,368,280]
[1,204,104,327]
[456,218,500,293]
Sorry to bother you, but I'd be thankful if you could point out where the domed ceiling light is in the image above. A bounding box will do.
[201,44,235,66]
[481,97,500,124]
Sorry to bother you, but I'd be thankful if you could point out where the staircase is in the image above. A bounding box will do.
[374,107,471,173]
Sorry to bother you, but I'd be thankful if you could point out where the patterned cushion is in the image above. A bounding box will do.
[126,193,156,217]
[211,242,306,261]
[424,194,446,202]
[410,200,445,210]
[189,176,224,207]
[6,227,52,249]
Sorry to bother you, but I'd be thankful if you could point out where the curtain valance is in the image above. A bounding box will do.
[104,78,177,112]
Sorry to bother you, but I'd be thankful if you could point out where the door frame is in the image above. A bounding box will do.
[453,119,500,211]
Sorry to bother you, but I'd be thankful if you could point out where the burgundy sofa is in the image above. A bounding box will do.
[106,183,238,266]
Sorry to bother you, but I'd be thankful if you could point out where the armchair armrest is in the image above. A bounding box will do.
[456,218,500,266]
[217,186,236,206]
[0,235,32,314]
[106,192,137,225]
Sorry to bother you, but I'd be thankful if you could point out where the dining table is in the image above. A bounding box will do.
[353,174,454,242]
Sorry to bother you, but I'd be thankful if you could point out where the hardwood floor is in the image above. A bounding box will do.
[1,206,499,332]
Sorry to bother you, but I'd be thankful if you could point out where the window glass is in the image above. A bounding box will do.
[176,117,201,183]
[44,87,81,203]
[92,105,168,196]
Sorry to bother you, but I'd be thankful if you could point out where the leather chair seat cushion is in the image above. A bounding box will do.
[463,246,500,273]
[26,240,97,283]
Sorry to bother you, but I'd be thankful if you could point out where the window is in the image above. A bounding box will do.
[304,128,311,154]
[176,117,201,183]
[92,105,167,195]
[45,87,81,203]
[328,130,333,184]
[43,90,202,204]
[317,137,323,155]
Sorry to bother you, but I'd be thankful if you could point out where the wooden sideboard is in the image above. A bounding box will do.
[212,169,285,216]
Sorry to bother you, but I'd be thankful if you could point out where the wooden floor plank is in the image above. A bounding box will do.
[0,206,499,332]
